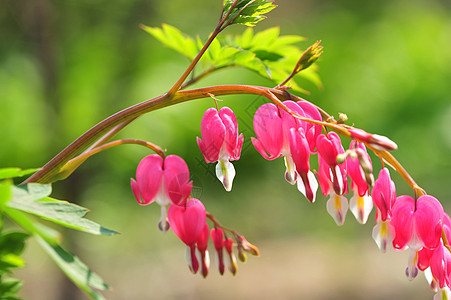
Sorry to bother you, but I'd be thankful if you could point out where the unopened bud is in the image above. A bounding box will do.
[237,243,247,263]
[348,128,398,151]
[336,153,347,164]
[355,148,373,174]
[365,173,375,188]
[224,238,237,275]
[239,236,260,256]
[338,113,348,124]
[295,40,323,72]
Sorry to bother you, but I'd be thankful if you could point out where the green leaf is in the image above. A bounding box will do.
[141,23,198,60]
[11,183,51,203]
[35,234,109,300]
[222,0,276,27]
[8,193,118,236]
[0,254,25,270]
[4,208,60,245]
[0,168,40,180]
[0,278,23,297]
[0,180,11,211]
[0,232,29,257]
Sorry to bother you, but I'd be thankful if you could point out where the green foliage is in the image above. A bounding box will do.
[35,235,109,300]
[0,169,40,181]
[143,24,321,93]
[140,24,198,60]
[222,0,277,27]
[0,278,23,300]
[0,169,115,299]
[8,185,118,236]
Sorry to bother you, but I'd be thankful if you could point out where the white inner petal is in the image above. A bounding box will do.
[216,160,236,192]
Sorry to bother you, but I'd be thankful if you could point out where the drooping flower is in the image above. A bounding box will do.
[197,107,243,191]
[347,141,373,224]
[391,195,444,280]
[418,213,451,293]
[131,154,193,232]
[252,101,305,184]
[252,100,322,199]
[317,132,348,226]
[289,127,318,202]
[168,197,207,274]
[371,168,396,252]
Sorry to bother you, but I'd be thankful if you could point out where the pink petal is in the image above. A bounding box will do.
[317,155,332,196]
[232,133,244,161]
[219,107,239,158]
[289,127,310,174]
[296,101,322,152]
[130,178,147,205]
[251,137,279,160]
[372,168,396,222]
[415,195,444,249]
[168,198,206,246]
[279,101,305,151]
[317,132,342,166]
[135,154,164,205]
[253,103,284,158]
[200,108,225,162]
[430,243,448,288]
[164,155,192,205]
[391,195,415,250]
[197,137,214,163]
[197,223,210,252]
[347,141,371,197]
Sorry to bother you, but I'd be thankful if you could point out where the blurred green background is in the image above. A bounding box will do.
[2,0,451,299]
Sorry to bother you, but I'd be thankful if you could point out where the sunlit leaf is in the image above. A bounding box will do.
[0,278,23,297]
[35,234,109,300]
[0,180,11,210]
[0,254,26,270]
[141,23,198,60]
[222,0,276,27]
[4,208,61,245]
[8,189,118,236]
[0,168,40,180]
[145,23,320,93]
[11,183,51,203]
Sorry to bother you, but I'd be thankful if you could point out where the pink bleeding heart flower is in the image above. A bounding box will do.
[371,168,396,252]
[417,213,451,278]
[252,100,322,187]
[289,127,318,203]
[211,228,225,275]
[391,195,444,280]
[168,197,207,274]
[252,101,305,184]
[197,107,243,192]
[347,141,373,224]
[131,154,193,232]
[317,132,348,226]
